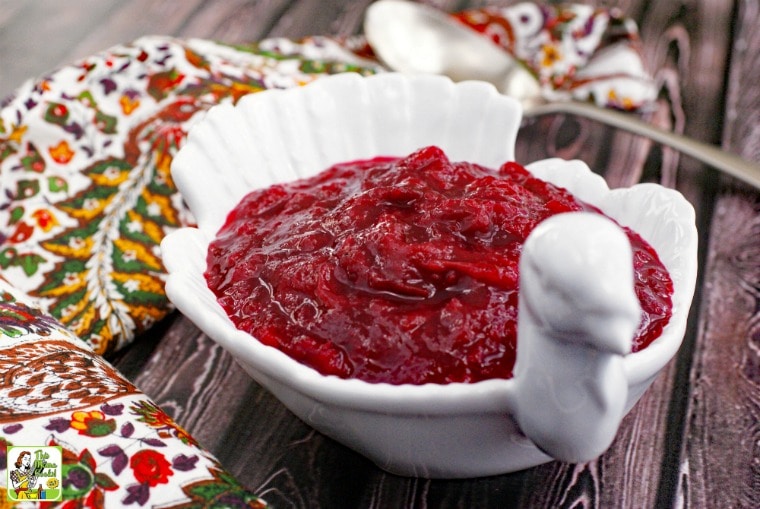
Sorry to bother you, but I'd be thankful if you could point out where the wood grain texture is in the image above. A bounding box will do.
[0,0,122,97]
[681,191,760,508]
[1,1,758,508]
[268,0,374,37]
[176,0,296,43]
[676,0,760,507]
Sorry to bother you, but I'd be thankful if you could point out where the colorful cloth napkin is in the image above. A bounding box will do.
[0,278,266,506]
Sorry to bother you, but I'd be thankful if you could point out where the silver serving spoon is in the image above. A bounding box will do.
[364,0,760,189]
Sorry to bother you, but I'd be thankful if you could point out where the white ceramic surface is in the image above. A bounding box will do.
[162,72,698,478]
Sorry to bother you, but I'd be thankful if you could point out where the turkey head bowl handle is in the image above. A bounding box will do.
[513,212,641,463]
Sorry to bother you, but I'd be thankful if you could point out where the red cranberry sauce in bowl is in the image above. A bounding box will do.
[204,146,673,385]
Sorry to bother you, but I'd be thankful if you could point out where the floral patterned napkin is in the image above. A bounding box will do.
[0,278,267,506]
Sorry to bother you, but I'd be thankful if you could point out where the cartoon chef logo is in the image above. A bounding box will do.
[7,446,62,502]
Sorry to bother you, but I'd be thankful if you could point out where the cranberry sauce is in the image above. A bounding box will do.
[205,146,673,384]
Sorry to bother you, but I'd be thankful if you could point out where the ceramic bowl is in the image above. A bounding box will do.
[162,72,698,478]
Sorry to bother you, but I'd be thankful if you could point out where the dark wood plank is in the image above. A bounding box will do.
[682,190,760,508]
[58,0,210,53]
[0,0,122,98]
[676,0,760,506]
[175,0,295,43]
[268,0,375,37]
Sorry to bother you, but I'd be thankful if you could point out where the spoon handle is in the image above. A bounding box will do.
[525,101,760,189]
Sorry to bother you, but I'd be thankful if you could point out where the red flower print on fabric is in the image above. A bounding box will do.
[129,449,173,487]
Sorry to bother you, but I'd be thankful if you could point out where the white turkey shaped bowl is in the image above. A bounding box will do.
[162,72,698,478]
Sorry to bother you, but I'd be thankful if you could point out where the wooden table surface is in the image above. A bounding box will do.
[2,1,759,507]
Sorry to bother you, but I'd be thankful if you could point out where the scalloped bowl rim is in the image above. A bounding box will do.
[162,72,698,416]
